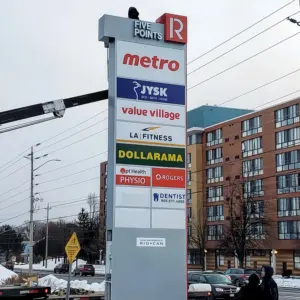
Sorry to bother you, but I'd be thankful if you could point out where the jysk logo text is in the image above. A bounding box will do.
[117,77,185,105]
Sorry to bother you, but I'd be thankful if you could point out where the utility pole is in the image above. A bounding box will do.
[29,146,34,275]
[45,203,51,269]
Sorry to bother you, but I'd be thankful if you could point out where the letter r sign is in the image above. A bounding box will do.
[156,13,187,44]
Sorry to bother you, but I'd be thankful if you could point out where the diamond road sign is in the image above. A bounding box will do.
[65,232,81,264]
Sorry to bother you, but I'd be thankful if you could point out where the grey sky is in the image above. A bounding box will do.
[0,0,300,225]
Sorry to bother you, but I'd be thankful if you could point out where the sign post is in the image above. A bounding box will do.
[99,12,188,300]
[65,232,81,300]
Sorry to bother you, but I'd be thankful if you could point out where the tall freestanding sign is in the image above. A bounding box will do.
[99,12,188,300]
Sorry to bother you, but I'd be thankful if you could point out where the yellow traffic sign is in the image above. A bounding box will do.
[65,232,81,263]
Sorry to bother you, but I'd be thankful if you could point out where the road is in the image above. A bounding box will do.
[279,288,299,300]
[14,269,105,284]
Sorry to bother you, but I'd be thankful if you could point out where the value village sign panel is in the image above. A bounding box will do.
[99,12,187,300]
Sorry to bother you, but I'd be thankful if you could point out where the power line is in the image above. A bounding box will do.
[187,32,300,88]
[0,188,30,205]
[0,211,29,225]
[188,10,300,75]
[187,0,297,66]
[36,115,108,153]
[0,147,30,174]
[0,179,29,198]
[0,162,30,182]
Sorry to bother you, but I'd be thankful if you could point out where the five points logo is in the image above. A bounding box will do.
[133,81,167,101]
[156,13,187,44]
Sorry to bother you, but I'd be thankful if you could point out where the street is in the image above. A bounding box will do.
[279,288,299,300]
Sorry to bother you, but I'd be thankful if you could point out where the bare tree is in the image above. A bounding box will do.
[87,193,99,220]
[219,177,270,268]
[189,219,207,270]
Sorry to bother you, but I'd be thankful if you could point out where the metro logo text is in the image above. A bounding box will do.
[123,53,180,71]
[121,106,180,121]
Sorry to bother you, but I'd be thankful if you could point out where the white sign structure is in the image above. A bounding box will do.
[136,237,166,247]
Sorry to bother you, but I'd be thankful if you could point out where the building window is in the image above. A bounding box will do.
[247,200,264,218]
[207,205,224,222]
[242,116,262,137]
[275,104,299,128]
[188,225,192,243]
[206,128,223,147]
[187,171,192,186]
[188,134,202,145]
[206,166,223,184]
[105,163,108,172]
[242,158,263,177]
[207,225,224,240]
[278,221,300,240]
[206,186,224,202]
[250,222,264,239]
[104,191,107,202]
[243,179,264,198]
[242,137,263,158]
[276,150,300,172]
[277,197,300,217]
[187,189,192,204]
[294,250,300,269]
[187,153,192,168]
[276,127,300,150]
[188,249,202,265]
[206,147,223,165]
[277,174,300,194]
[188,207,192,221]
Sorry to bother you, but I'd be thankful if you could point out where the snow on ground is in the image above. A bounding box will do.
[273,276,300,289]
[0,265,18,284]
[38,275,105,293]
[14,258,105,274]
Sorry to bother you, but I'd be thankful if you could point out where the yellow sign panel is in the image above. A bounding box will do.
[65,232,81,264]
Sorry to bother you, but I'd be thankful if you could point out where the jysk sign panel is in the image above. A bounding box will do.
[116,99,185,126]
[116,40,185,84]
[117,77,185,105]
[116,143,185,168]
[116,121,186,147]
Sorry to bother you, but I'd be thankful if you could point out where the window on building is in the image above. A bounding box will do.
[187,171,192,186]
[275,104,299,128]
[247,200,264,218]
[188,207,192,221]
[206,186,224,202]
[243,179,264,198]
[277,174,300,194]
[207,205,224,222]
[187,189,192,204]
[188,133,202,145]
[276,127,300,150]
[277,197,300,217]
[276,150,300,172]
[250,222,264,239]
[188,249,202,265]
[242,158,263,177]
[278,221,300,240]
[187,153,192,167]
[206,147,223,165]
[294,250,300,269]
[207,225,224,240]
[206,128,223,147]
[242,137,263,158]
[242,116,262,137]
[104,191,107,202]
[206,166,223,184]
[105,163,108,172]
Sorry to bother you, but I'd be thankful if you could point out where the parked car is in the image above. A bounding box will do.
[224,268,259,287]
[73,264,95,276]
[188,272,239,299]
[54,263,69,274]
[1,261,14,271]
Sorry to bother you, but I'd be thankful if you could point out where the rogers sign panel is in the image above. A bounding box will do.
[116,41,185,84]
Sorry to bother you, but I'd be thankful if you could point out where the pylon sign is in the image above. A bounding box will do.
[65,232,81,264]
[99,12,187,300]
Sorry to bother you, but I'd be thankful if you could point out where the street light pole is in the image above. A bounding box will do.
[45,203,51,269]
[29,146,34,275]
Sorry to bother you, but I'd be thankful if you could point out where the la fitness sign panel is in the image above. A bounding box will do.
[99,12,187,300]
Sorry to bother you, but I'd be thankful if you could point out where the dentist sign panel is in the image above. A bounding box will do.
[99,12,187,300]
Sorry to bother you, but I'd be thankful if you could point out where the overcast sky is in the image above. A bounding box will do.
[0,0,300,226]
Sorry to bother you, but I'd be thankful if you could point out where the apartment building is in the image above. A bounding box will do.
[99,161,107,258]
[99,100,300,275]
[187,98,300,275]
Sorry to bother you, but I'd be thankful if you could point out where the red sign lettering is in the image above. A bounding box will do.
[121,107,180,121]
[116,174,151,186]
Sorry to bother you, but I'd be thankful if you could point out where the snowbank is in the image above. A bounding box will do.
[0,265,18,284]
[274,277,300,289]
[38,275,105,293]
[15,258,105,274]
